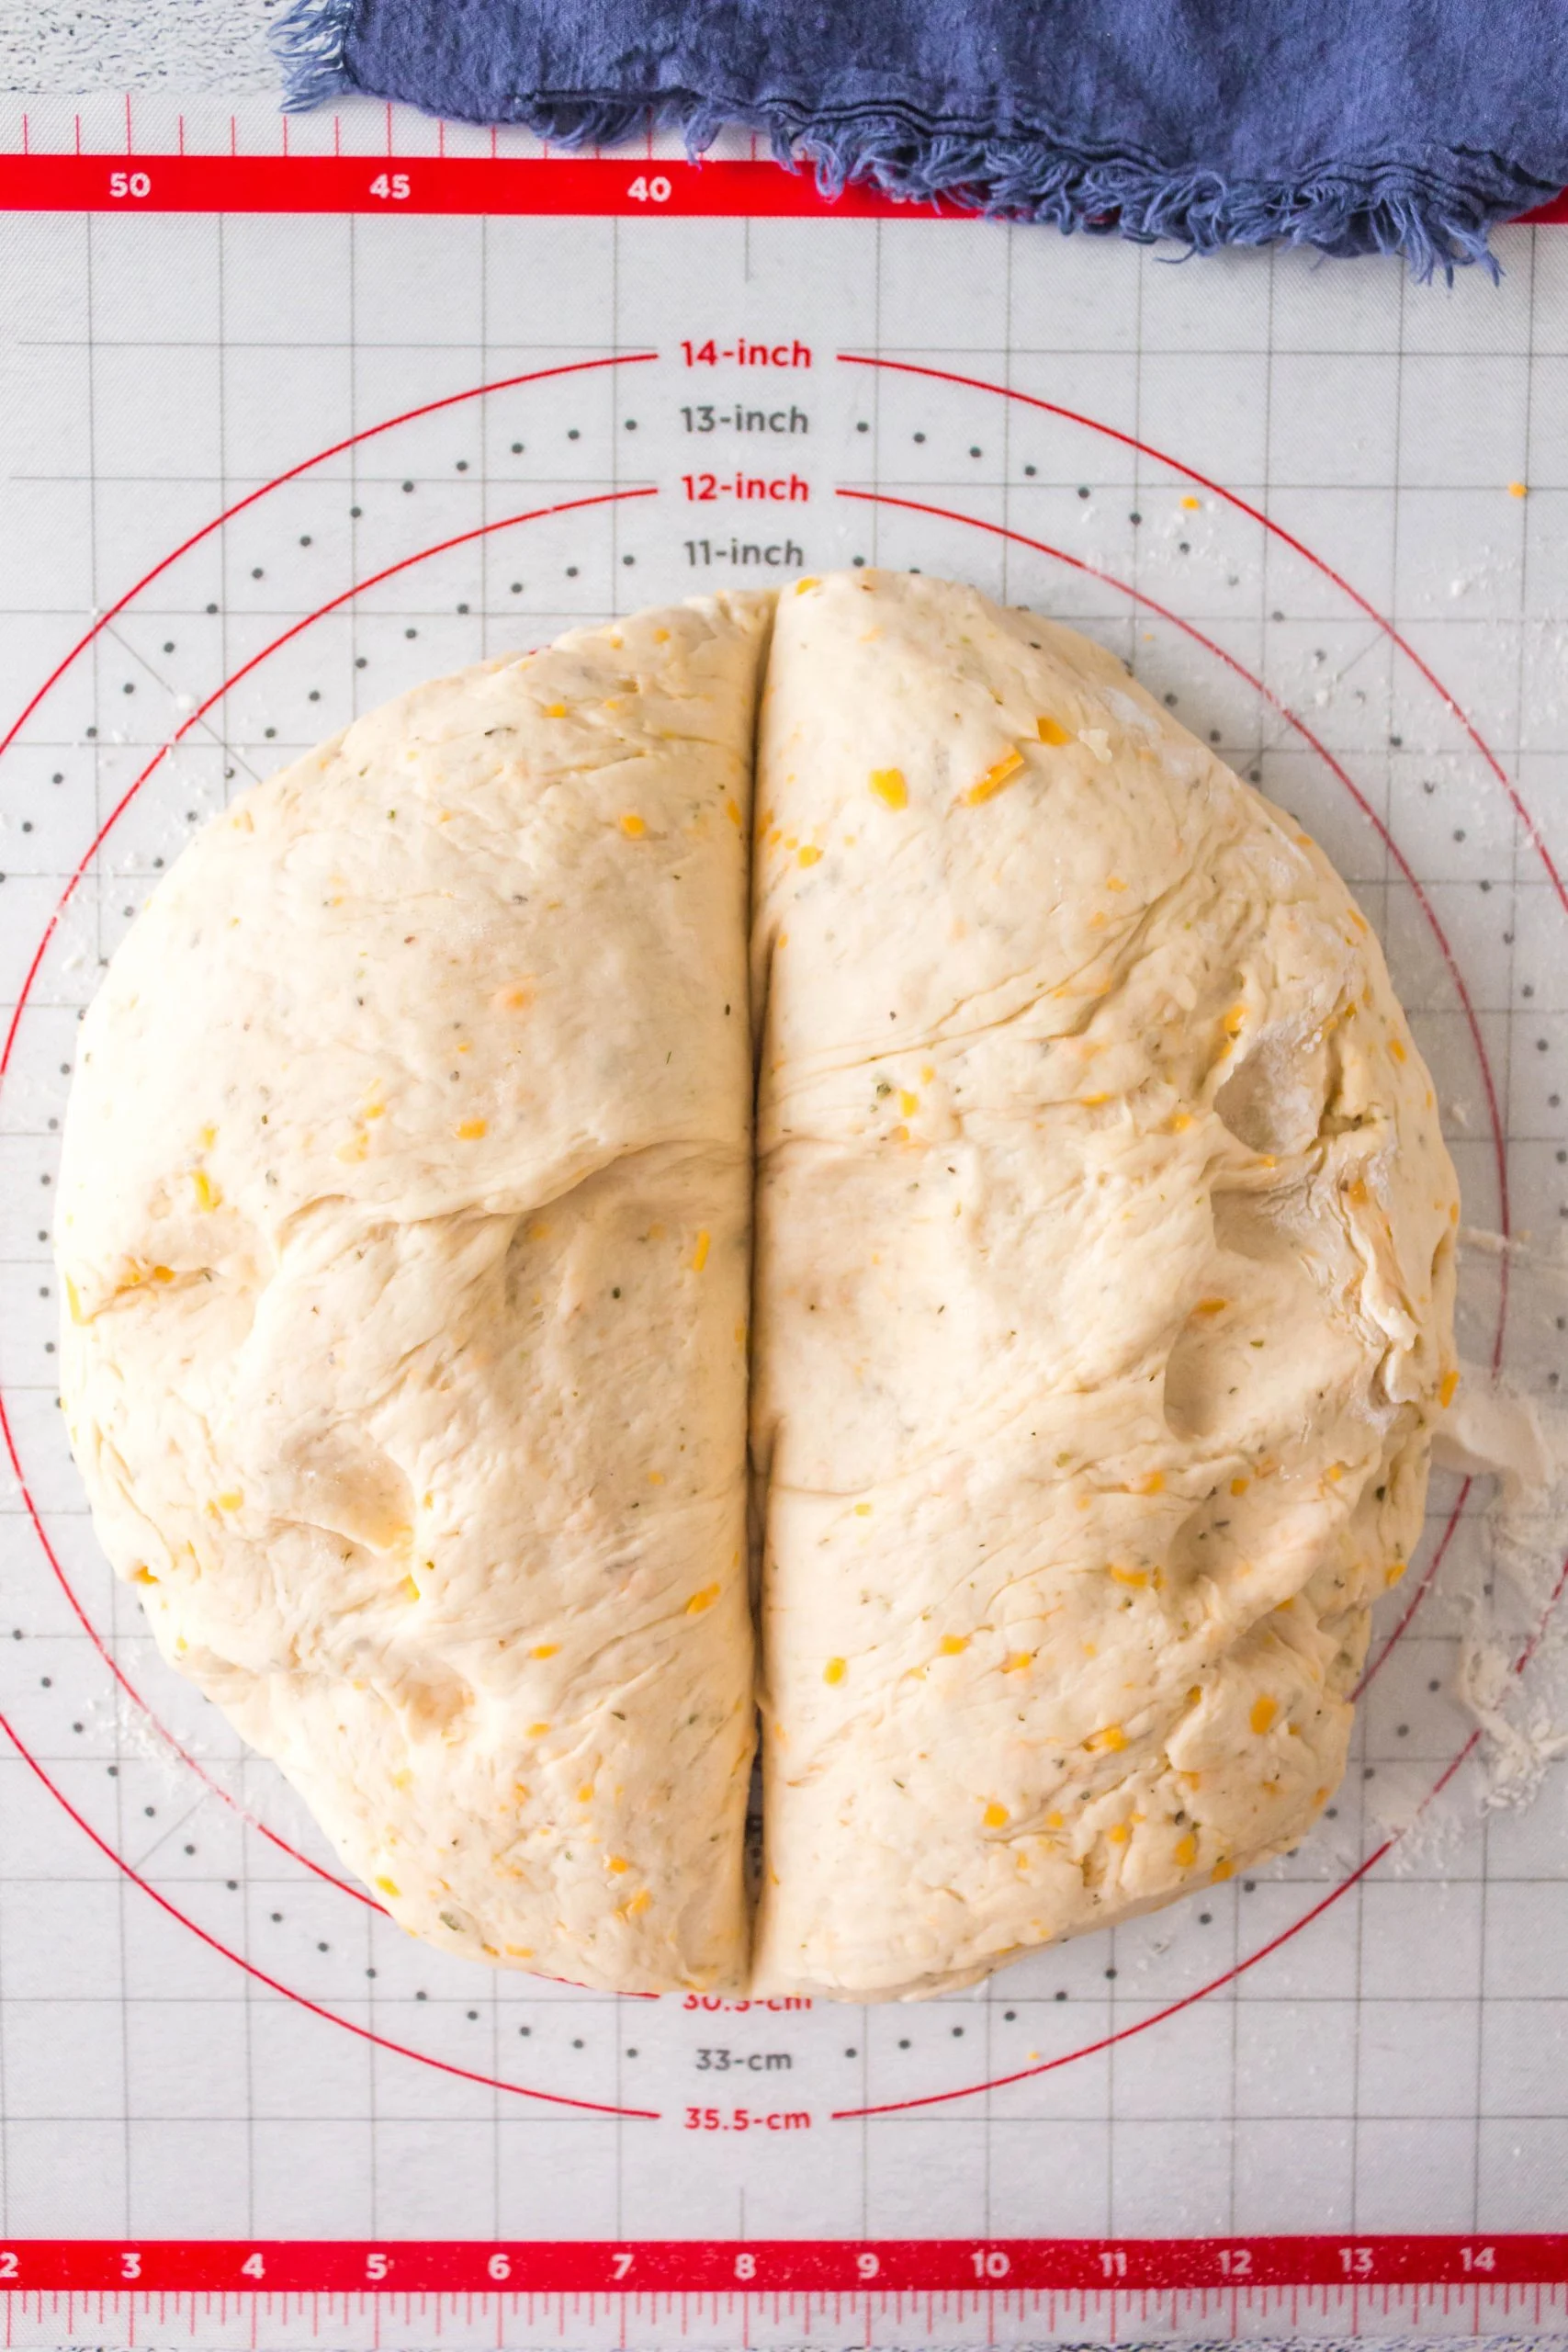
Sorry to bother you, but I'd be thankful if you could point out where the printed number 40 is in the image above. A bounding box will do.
[627,175,671,202]
[369,173,411,199]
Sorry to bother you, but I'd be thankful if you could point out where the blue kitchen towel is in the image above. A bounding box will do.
[275,0,1568,276]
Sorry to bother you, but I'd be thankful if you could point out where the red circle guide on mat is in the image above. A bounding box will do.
[0,152,1566,218]
[0,2236,1564,2291]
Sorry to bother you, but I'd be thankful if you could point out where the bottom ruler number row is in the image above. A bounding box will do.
[0,2238,1542,2293]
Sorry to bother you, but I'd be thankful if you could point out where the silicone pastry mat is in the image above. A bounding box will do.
[1,88,1567,2352]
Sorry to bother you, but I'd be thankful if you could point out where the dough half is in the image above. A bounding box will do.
[57,594,769,1993]
[749,571,1459,1998]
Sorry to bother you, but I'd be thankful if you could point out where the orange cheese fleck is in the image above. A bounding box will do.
[964,749,1025,806]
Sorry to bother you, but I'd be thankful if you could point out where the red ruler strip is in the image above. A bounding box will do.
[0,154,907,215]
[0,153,1564,220]
[0,2239,1562,2291]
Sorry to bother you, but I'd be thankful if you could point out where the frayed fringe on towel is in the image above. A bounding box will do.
[274,0,1509,280]
[274,0,355,113]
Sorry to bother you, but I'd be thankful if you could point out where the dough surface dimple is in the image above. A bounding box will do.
[749,570,1458,2000]
[56,594,770,1994]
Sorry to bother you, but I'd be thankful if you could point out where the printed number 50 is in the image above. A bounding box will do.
[369,173,411,199]
[627,175,671,203]
[109,171,152,198]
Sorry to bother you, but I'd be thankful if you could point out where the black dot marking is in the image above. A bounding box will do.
[623,554,637,565]
[624,420,637,431]
[1164,692,1178,707]
[468,2009,479,2020]
[402,481,414,493]
[299,537,311,548]
[566,566,579,577]
[351,507,362,518]
[355,657,367,669]
[1023,464,1036,478]
[512,442,524,454]
[122,683,134,695]
[897,2038,910,2048]
[856,422,869,434]
[457,459,468,471]
[951,2025,964,2035]
[518,2024,530,2034]
[185,1844,196,1855]
[405,628,418,639]
[416,1990,427,2000]
[568,429,581,441]
[969,446,982,458]
[626,2046,638,2056]
[844,2045,857,2055]
[264,727,276,740]
[205,604,218,615]
[1055,1988,1066,2001]
[852,556,865,567]
[913,432,926,444]
[572,2038,584,2049]
[1104,1966,1117,1979]
[318,1940,329,1951]
[511,582,523,594]
[1390,734,1403,747]
[251,567,264,580]
[1130,511,1142,525]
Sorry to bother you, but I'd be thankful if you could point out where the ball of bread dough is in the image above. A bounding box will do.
[749,571,1459,1998]
[57,570,1458,2004]
[56,594,768,1994]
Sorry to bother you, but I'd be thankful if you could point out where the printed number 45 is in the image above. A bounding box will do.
[370,173,411,199]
